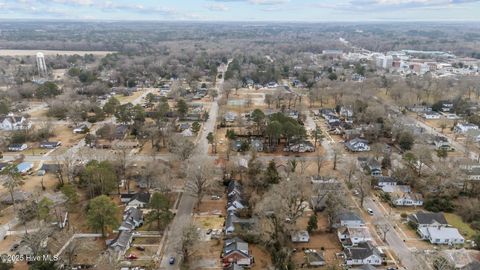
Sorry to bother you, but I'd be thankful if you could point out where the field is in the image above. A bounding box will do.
[444,213,478,239]
[0,50,114,56]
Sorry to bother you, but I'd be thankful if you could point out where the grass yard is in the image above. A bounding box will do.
[444,213,478,239]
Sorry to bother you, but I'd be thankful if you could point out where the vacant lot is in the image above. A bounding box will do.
[445,213,478,239]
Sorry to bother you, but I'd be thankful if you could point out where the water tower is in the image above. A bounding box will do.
[36,52,47,77]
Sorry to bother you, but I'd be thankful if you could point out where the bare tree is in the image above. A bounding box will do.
[374,219,391,242]
[332,144,343,170]
[168,135,195,161]
[356,174,370,208]
[186,158,216,209]
[343,159,357,186]
[179,219,199,262]
[315,151,327,177]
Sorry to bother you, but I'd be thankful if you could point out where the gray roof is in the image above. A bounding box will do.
[129,192,151,204]
[462,261,480,270]
[224,237,249,257]
[409,211,448,225]
[345,242,380,260]
[109,230,133,249]
[335,211,364,223]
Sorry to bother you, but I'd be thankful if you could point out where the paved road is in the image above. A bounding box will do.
[159,61,231,270]
[364,197,428,270]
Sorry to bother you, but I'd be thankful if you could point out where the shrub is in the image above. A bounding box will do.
[400,212,408,219]
[424,197,454,212]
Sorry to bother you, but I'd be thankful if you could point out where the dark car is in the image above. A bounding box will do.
[169,256,175,265]
[206,229,213,235]
[136,246,145,251]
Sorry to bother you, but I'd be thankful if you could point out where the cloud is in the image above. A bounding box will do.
[311,0,480,12]
[205,3,229,11]
[211,0,289,5]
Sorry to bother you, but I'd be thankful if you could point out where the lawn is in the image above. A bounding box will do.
[444,213,478,239]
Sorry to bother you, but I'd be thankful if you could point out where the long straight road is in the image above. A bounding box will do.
[364,197,426,270]
[159,61,231,269]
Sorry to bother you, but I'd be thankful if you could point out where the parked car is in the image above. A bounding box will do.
[211,195,221,200]
[136,246,145,251]
[169,256,175,265]
[206,229,213,235]
[367,208,374,215]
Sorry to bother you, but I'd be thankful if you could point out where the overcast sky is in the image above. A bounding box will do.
[0,0,479,21]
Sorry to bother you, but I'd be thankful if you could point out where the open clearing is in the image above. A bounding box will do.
[0,50,114,56]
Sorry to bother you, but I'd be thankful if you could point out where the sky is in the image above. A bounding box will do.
[0,0,479,22]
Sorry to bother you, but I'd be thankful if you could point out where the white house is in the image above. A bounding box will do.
[126,192,150,208]
[8,144,28,152]
[345,138,370,152]
[418,227,465,245]
[375,176,397,187]
[337,226,372,247]
[454,123,479,134]
[291,230,310,243]
[422,111,441,120]
[382,185,423,206]
[333,211,365,228]
[344,242,383,266]
[0,115,31,131]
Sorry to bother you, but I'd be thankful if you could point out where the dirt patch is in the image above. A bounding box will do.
[194,216,225,230]
[251,244,272,270]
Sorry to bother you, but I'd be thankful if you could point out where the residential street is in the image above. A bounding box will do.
[158,61,230,270]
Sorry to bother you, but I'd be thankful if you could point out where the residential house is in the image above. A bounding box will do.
[382,185,423,206]
[304,250,325,267]
[224,112,238,122]
[338,226,373,247]
[418,227,465,245]
[73,124,88,134]
[466,129,480,142]
[433,136,451,151]
[16,162,33,174]
[0,115,31,131]
[345,138,370,152]
[408,211,448,229]
[8,143,27,152]
[454,123,479,134]
[408,105,432,113]
[225,212,255,235]
[126,192,151,208]
[375,176,398,187]
[118,208,144,231]
[40,141,61,149]
[359,157,382,176]
[310,176,343,211]
[284,140,315,153]
[108,230,133,255]
[291,230,310,243]
[227,193,246,212]
[250,138,264,152]
[340,106,354,118]
[222,238,253,267]
[344,242,383,266]
[115,125,129,140]
[422,111,441,120]
[227,180,243,198]
[332,211,365,229]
